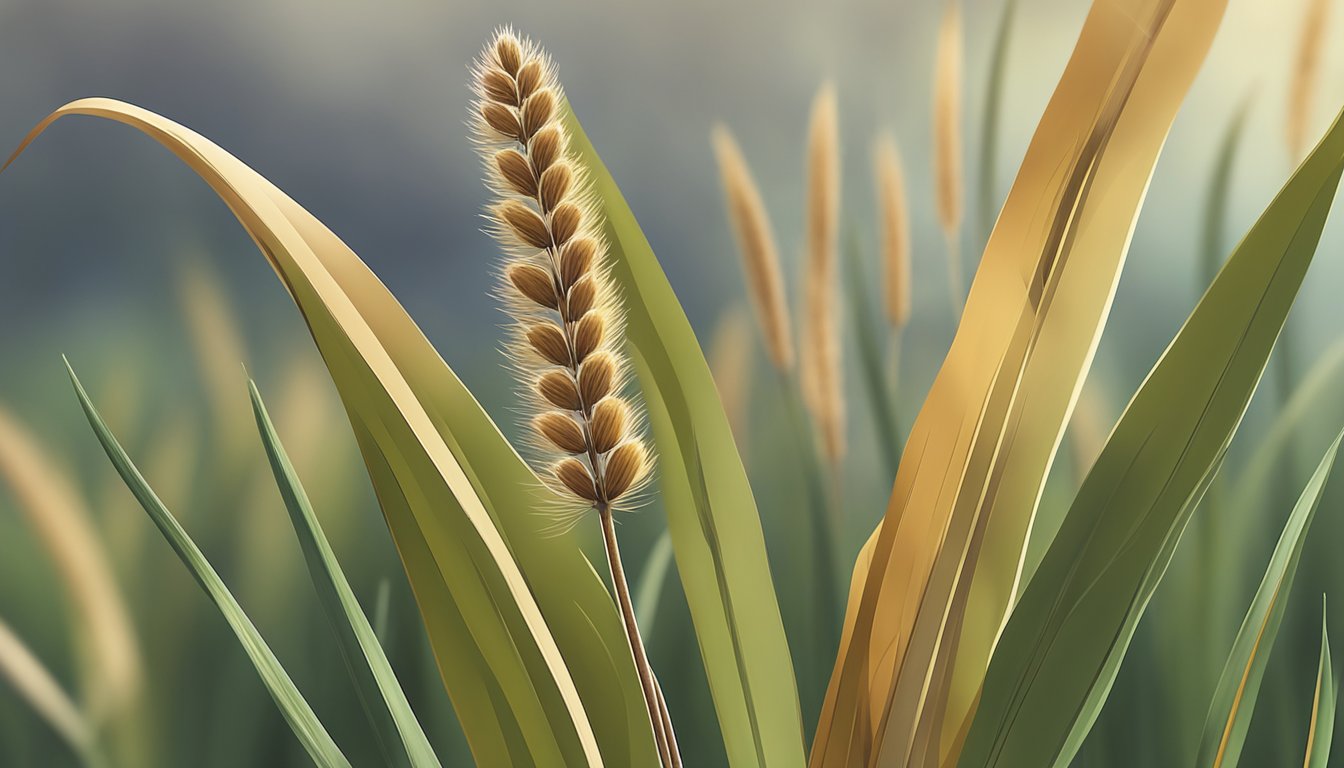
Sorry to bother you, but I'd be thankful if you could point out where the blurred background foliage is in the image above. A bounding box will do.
[0,0,1342,764]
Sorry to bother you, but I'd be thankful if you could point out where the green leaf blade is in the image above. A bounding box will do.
[65,360,351,768]
[567,110,807,768]
[960,101,1344,768]
[248,380,440,768]
[1196,433,1343,768]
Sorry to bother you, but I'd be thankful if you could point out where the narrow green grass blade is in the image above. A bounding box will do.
[7,99,656,767]
[1196,433,1342,768]
[634,531,674,637]
[961,102,1344,768]
[976,0,1018,249]
[567,109,807,768]
[1304,598,1336,768]
[249,380,439,768]
[1200,100,1252,288]
[843,228,901,474]
[64,361,350,768]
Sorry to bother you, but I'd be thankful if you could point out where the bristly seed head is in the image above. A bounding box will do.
[473,27,654,512]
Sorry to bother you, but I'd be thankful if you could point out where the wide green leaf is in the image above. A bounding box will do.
[65,361,350,768]
[567,110,807,768]
[960,101,1344,768]
[249,380,439,768]
[1196,432,1341,767]
[1304,598,1336,768]
[8,98,656,767]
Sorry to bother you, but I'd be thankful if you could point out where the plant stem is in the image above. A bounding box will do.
[598,504,677,767]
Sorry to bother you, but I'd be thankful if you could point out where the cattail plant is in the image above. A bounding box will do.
[933,0,965,316]
[469,28,679,767]
[874,133,912,395]
[711,126,795,374]
[802,83,846,468]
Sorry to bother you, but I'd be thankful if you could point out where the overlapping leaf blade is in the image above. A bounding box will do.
[1196,433,1341,767]
[249,380,439,768]
[6,98,661,767]
[812,0,1228,764]
[1304,601,1336,768]
[567,111,807,768]
[65,362,351,768]
[961,101,1344,768]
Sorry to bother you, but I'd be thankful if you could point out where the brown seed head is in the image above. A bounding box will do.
[711,125,794,372]
[473,29,656,512]
[875,135,912,330]
[933,1,964,235]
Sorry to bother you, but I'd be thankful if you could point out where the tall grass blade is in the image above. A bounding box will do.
[814,1,1227,764]
[7,99,642,767]
[977,0,1018,249]
[1196,433,1342,767]
[842,228,900,474]
[567,110,807,767]
[1303,598,1336,768]
[64,361,350,768]
[0,406,142,723]
[0,616,101,767]
[634,531,674,637]
[1200,101,1251,288]
[961,99,1344,768]
[249,380,440,768]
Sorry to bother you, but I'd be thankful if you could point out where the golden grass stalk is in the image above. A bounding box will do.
[178,260,251,461]
[1288,0,1331,160]
[0,406,141,723]
[802,83,846,466]
[0,617,98,761]
[708,305,755,451]
[471,28,678,768]
[712,126,795,372]
[874,134,912,331]
[934,0,965,315]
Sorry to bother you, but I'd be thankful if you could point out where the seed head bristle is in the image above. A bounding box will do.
[712,125,795,373]
[875,134,912,330]
[802,83,846,465]
[933,1,964,237]
[473,28,654,511]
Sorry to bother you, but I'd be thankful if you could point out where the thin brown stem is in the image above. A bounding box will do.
[653,672,682,767]
[599,504,676,766]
